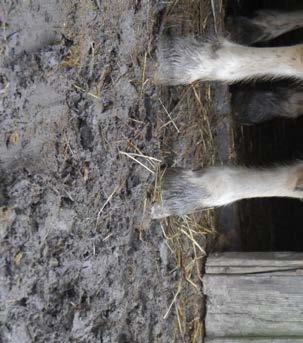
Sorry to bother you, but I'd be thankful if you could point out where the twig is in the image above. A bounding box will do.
[96,185,120,227]
[141,52,148,94]
[159,98,180,133]
[211,0,218,34]
[73,84,101,100]
[119,151,155,174]
[180,228,206,255]
[175,303,184,339]
[125,152,161,163]
[163,283,181,319]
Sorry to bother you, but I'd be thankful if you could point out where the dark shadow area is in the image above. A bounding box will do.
[226,0,303,251]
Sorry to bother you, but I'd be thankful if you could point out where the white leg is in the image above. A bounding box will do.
[152,163,303,219]
[155,37,303,84]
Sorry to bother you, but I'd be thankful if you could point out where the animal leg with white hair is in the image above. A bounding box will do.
[152,162,303,219]
[155,37,303,85]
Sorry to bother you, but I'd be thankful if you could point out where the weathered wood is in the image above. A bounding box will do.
[205,338,303,343]
[204,252,303,338]
[206,252,303,274]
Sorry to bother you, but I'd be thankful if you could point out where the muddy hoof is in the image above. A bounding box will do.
[154,36,207,85]
[151,168,210,219]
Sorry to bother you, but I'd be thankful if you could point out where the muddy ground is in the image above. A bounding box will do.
[0,1,228,342]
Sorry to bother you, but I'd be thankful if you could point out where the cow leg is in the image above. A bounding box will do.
[227,10,303,45]
[151,163,303,219]
[232,86,303,124]
[155,37,303,85]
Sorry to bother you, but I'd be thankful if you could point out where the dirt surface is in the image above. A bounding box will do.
[0,1,225,342]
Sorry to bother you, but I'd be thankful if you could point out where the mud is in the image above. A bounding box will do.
[0,0,226,342]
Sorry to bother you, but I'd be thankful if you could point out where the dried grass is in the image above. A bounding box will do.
[152,0,225,341]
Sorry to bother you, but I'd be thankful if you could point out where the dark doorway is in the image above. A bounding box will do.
[226,0,303,251]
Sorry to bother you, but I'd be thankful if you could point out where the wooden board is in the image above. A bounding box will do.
[204,252,303,338]
[206,252,303,274]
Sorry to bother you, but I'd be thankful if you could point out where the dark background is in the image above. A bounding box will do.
[227,0,303,251]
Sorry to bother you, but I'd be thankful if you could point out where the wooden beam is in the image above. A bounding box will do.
[204,252,303,338]
[206,252,303,274]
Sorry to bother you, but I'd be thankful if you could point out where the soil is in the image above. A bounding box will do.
[0,1,226,342]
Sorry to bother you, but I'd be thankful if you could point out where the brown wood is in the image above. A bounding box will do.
[204,252,303,339]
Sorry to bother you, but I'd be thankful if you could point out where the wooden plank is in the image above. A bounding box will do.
[204,272,303,337]
[205,339,303,343]
[206,267,303,274]
[206,252,303,274]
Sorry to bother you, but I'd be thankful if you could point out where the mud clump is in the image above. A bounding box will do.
[0,1,181,342]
